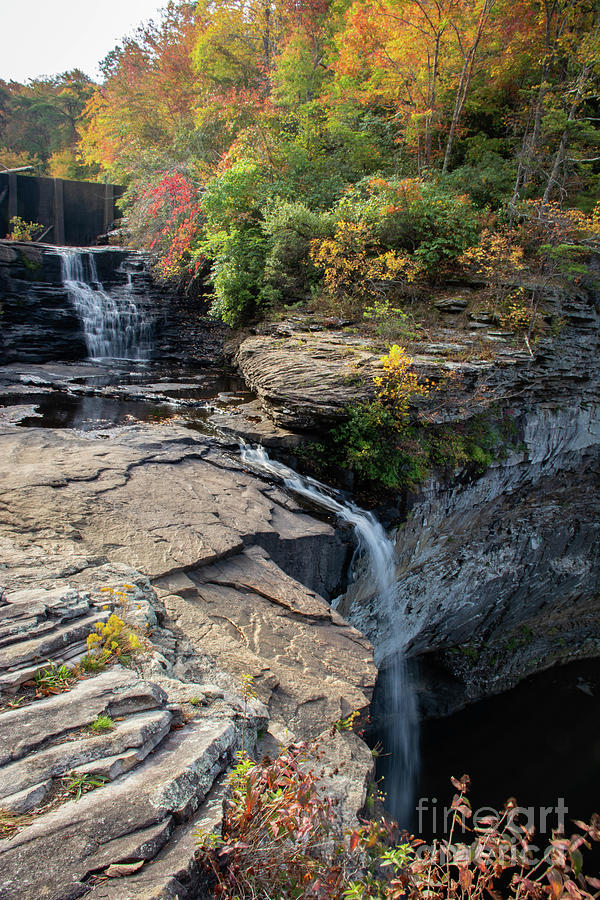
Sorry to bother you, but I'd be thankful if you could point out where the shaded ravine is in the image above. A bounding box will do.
[240,442,419,824]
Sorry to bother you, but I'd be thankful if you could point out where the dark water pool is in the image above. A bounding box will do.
[16,394,189,430]
[6,366,252,431]
[375,657,600,854]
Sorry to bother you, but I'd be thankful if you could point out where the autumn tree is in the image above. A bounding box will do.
[0,71,96,177]
[509,0,600,210]
[80,2,200,179]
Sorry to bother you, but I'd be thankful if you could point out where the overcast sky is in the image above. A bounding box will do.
[0,0,167,83]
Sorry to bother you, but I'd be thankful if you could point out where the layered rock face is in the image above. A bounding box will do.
[233,286,600,703]
[0,240,88,362]
[340,403,600,700]
[0,241,156,364]
[347,291,600,699]
[0,241,227,366]
[0,422,376,899]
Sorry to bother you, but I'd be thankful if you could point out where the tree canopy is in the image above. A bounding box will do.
[4,0,599,323]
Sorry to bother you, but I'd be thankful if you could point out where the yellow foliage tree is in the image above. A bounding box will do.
[375,344,430,425]
[310,221,421,315]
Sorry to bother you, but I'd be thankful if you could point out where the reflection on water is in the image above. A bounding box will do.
[9,365,252,432]
[18,395,181,431]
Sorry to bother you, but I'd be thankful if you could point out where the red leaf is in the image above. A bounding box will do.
[459,868,473,891]
[548,868,565,900]
[349,830,360,852]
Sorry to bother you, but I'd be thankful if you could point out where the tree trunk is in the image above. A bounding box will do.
[425,34,441,167]
[542,66,590,202]
[442,0,495,174]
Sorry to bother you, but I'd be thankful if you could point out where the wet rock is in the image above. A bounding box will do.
[207,399,305,450]
[0,423,348,598]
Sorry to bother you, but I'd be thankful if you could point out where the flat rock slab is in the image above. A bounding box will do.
[155,547,376,738]
[0,718,239,900]
[207,399,305,450]
[84,780,227,900]
[0,708,173,809]
[0,668,167,765]
[233,332,379,429]
[0,424,345,595]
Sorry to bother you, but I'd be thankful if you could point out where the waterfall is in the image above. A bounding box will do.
[239,442,419,825]
[58,249,152,360]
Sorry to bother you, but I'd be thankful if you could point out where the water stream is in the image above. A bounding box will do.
[58,249,153,360]
[240,442,420,825]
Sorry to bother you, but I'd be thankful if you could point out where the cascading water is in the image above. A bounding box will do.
[58,248,153,360]
[239,442,419,825]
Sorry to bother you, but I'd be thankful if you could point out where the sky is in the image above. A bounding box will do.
[0,0,167,83]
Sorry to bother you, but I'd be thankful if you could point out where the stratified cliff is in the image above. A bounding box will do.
[232,282,600,705]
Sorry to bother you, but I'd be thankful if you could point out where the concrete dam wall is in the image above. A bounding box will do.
[0,173,124,247]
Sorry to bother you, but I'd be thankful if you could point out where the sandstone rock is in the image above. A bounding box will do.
[0,718,242,900]
[0,423,347,597]
[0,668,167,765]
[310,729,375,831]
[434,297,468,312]
[84,780,227,899]
[0,708,173,809]
[0,610,107,672]
[155,546,376,738]
[0,404,378,898]
[232,332,379,429]
[207,399,305,449]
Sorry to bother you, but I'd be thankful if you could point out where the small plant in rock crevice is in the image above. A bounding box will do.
[85,612,142,668]
[239,673,258,755]
[335,710,361,733]
[62,772,108,801]
[34,662,76,696]
[89,714,114,733]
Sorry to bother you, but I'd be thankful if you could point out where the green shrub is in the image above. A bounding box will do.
[335,177,481,276]
[200,161,274,325]
[262,200,335,303]
[201,160,267,229]
[204,226,270,326]
[332,403,427,489]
